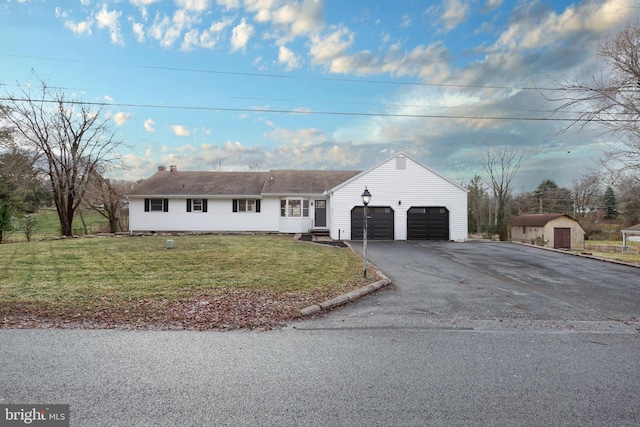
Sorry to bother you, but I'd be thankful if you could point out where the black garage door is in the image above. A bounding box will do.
[407,207,449,240]
[351,206,394,240]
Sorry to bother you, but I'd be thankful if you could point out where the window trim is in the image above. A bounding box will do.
[232,199,261,213]
[280,198,309,217]
[186,198,208,213]
[144,198,169,212]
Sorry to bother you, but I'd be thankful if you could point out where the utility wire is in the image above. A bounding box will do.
[1,96,638,122]
[0,52,576,92]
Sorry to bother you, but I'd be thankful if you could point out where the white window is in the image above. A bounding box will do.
[238,199,254,212]
[233,199,260,213]
[280,199,309,217]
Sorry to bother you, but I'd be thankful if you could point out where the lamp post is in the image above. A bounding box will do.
[361,187,371,278]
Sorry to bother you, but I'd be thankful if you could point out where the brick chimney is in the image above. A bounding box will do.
[158,166,166,171]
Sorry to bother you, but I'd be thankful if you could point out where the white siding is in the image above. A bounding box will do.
[129,197,280,233]
[330,155,468,241]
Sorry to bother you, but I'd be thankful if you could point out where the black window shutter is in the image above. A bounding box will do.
[256,199,261,213]
[144,198,150,212]
[186,199,192,212]
[163,199,169,212]
[203,199,208,212]
[232,199,238,212]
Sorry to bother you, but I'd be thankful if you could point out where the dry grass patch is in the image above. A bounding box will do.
[0,235,375,330]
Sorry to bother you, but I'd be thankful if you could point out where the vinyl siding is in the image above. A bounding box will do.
[330,155,468,241]
[129,197,280,232]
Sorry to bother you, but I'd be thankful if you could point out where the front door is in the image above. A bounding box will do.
[315,200,326,227]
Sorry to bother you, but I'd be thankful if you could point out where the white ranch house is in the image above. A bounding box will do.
[126,153,468,241]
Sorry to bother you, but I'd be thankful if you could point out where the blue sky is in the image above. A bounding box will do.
[1,0,637,191]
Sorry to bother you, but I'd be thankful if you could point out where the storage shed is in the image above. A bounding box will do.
[508,214,585,249]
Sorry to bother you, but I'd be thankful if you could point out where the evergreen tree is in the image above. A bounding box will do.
[603,186,618,219]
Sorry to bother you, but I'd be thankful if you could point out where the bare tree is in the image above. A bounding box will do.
[211,155,225,171]
[572,172,602,217]
[549,22,640,173]
[482,146,525,241]
[2,81,124,236]
[248,160,264,171]
[465,175,489,234]
[84,172,133,233]
[616,173,640,226]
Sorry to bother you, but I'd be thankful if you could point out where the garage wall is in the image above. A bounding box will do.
[330,153,468,241]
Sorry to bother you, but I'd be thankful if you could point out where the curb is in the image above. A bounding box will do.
[300,270,392,317]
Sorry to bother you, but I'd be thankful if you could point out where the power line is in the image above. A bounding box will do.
[2,96,638,122]
[0,52,571,92]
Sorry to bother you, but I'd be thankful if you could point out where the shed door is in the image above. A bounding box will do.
[407,207,449,240]
[351,206,394,240]
[554,228,571,249]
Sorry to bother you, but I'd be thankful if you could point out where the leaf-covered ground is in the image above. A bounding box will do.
[0,235,375,331]
[0,284,374,331]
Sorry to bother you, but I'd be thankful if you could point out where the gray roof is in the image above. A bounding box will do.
[127,169,361,197]
[261,170,361,195]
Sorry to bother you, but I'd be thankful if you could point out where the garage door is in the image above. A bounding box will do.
[407,207,449,240]
[351,206,394,240]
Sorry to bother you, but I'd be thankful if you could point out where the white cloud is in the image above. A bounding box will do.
[176,0,211,13]
[64,19,93,36]
[271,0,324,39]
[441,0,470,31]
[131,0,161,5]
[114,112,132,126]
[132,22,145,42]
[55,7,69,19]
[177,144,196,152]
[144,119,156,132]
[131,0,160,18]
[278,45,300,70]
[171,125,191,136]
[485,0,503,11]
[96,5,124,45]
[182,16,233,50]
[309,26,354,65]
[231,18,254,51]
[217,0,239,9]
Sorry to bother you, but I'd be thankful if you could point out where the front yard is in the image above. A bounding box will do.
[0,235,376,330]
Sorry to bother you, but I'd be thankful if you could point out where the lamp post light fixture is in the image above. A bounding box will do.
[361,187,371,278]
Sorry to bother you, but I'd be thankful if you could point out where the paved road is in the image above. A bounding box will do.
[1,242,639,426]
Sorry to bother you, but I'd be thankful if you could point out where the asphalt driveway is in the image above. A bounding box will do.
[296,241,640,332]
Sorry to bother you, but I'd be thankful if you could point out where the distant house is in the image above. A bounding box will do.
[508,214,585,249]
[126,152,468,241]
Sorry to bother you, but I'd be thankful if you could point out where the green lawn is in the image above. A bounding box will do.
[0,235,374,329]
[4,209,114,243]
